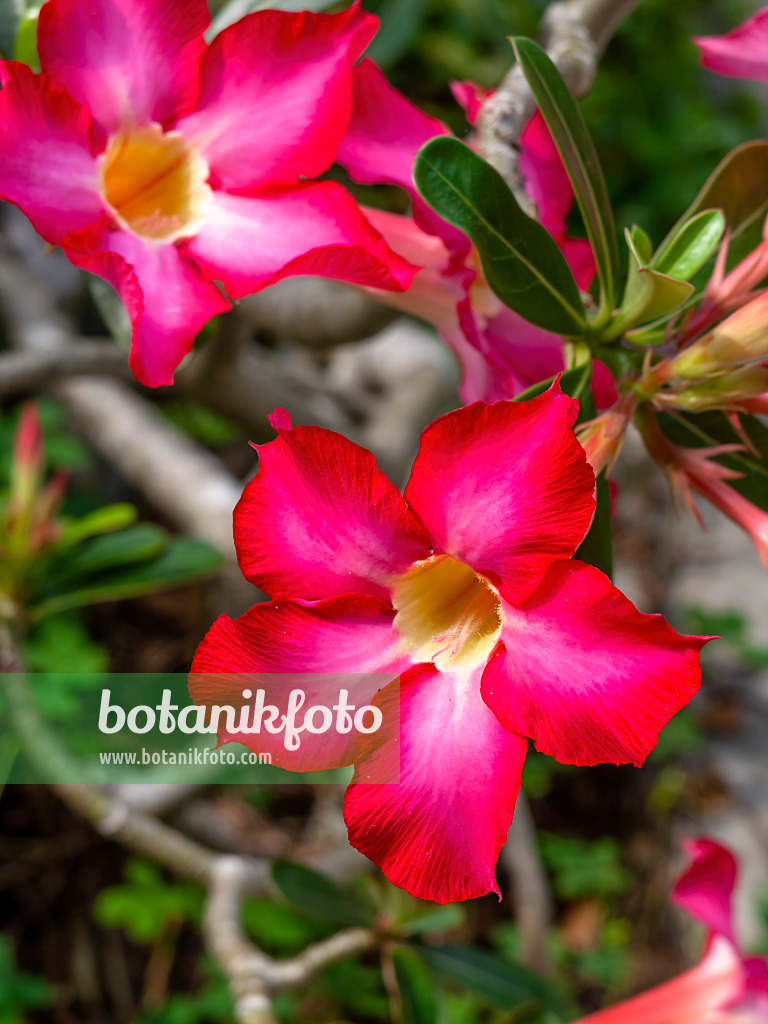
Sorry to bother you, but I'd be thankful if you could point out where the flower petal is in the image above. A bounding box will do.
[183,183,416,298]
[38,0,208,135]
[0,63,101,244]
[403,387,595,603]
[672,838,738,945]
[189,594,409,772]
[177,3,377,190]
[694,11,768,83]
[67,230,230,387]
[481,559,707,767]
[344,662,527,903]
[234,411,430,602]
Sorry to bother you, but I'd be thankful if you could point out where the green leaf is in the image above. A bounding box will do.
[662,141,768,259]
[45,523,169,591]
[514,361,594,424]
[653,209,725,281]
[510,37,619,314]
[413,136,587,335]
[28,537,223,621]
[0,0,23,58]
[413,945,557,1012]
[657,410,768,513]
[575,472,613,578]
[609,226,693,337]
[12,3,39,70]
[397,903,464,937]
[367,0,428,67]
[271,861,376,928]
[56,503,138,550]
[393,948,438,1024]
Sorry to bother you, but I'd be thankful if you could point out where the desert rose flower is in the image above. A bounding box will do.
[569,838,768,1024]
[333,59,615,406]
[0,0,415,386]
[191,386,706,904]
[695,9,768,83]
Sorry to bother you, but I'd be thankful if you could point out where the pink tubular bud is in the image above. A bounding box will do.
[675,292,768,379]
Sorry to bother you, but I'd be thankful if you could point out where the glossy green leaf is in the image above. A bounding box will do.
[413,945,557,1012]
[609,227,693,337]
[12,3,39,69]
[393,948,438,1024]
[45,524,169,591]
[397,903,463,937]
[575,472,613,577]
[657,410,768,513]
[653,209,725,281]
[271,860,376,928]
[414,136,587,335]
[511,36,618,313]
[367,0,428,67]
[28,537,222,622]
[662,141,768,259]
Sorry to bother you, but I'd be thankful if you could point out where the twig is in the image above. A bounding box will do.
[0,342,130,396]
[502,793,554,975]
[477,0,642,192]
[204,857,377,1024]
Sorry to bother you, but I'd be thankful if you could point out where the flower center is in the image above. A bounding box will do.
[392,554,501,672]
[99,124,211,243]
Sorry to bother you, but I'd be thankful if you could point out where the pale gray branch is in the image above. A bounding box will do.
[0,341,130,396]
[477,0,642,192]
[502,793,553,975]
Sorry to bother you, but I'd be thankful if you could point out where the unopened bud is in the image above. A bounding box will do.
[675,292,768,378]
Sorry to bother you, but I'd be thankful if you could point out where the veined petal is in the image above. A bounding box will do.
[67,230,230,387]
[344,662,527,903]
[234,411,430,602]
[183,184,416,298]
[337,58,448,195]
[189,594,409,772]
[38,0,208,135]
[177,3,377,190]
[695,11,768,83]
[0,62,101,244]
[672,839,738,945]
[481,560,707,767]
[403,388,595,603]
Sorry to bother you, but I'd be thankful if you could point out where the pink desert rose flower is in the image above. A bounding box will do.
[333,59,615,406]
[695,9,768,83]
[190,386,706,904]
[0,0,415,386]
[570,838,768,1024]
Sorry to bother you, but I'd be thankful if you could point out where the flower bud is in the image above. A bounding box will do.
[674,292,768,378]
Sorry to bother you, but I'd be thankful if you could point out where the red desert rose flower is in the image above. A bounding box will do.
[0,0,415,386]
[570,838,768,1023]
[695,8,768,84]
[190,386,708,904]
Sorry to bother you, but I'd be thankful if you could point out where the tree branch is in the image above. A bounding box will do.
[477,0,642,192]
[0,342,130,396]
[502,793,553,975]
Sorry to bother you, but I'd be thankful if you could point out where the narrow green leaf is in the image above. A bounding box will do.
[657,410,768,512]
[12,3,39,70]
[56,503,138,550]
[609,227,693,337]
[653,209,725,281]
[510,36,619,313]
[575,472,613,578]
[367,0,428,67]
[413,945,558,1012]
[414,137,587,336]
[515,361,593,423]
[28,537,222,622]
[397,903,463,937]
[661,141,768,259]
[393,948,438,1024]
[271,861,376,928]
[44,524,169,592]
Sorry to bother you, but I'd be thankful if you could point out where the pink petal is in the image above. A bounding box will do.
[403,388,596,604]
[344,662,528,903]
[337,58,448,194]
[673,839,738,945]
[38,0,208,135]
[189,594,410,772]
[184,183,416,298]
[449,80,491,127]
[695,11,768,83]
[67,230,230,387]
[481,559,707,767]
[234,410,430,602]
[0,62,101,244]
[176,3,377,190]
[570,934,747,1024]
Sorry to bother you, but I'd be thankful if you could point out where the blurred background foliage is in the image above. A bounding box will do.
[2,0,768,1021]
